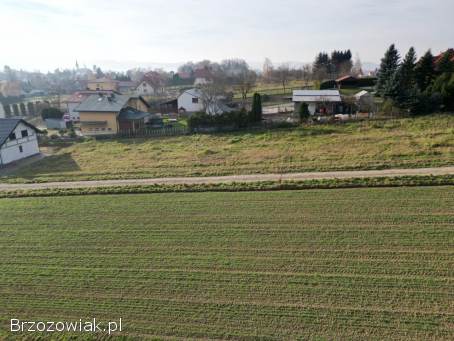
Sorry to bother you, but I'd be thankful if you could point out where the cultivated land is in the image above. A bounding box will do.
[2,115,453,184]
[0,187,453,340]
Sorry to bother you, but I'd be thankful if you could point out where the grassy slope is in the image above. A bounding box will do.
[3,115,454,183]
[0,187,453,340]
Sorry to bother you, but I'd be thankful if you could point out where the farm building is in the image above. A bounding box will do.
[75,93,151,135]
[0,118,40,165]
[336,75,358,87]
[292,90,342,115]
[159,99,178,115]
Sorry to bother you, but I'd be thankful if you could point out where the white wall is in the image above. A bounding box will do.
[135,81,159,96]
[0,105,5,119]
[0,122,40,165]
[308,103,316,115]
[67,102,80,121]
[177,90,204,113]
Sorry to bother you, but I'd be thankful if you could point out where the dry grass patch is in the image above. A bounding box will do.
[2,115,453,183]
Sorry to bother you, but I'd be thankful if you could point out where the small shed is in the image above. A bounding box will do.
[118,107,151,132]
[354,90,374,112]
[45,118,67,130]
[292,90,342,115]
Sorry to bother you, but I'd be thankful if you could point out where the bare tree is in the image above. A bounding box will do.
[276,64,291,93]
[301,64,312,88]
[236,70,257,106]
[198,71,228,114]
[262,58,274,83]
[352,53,363,77]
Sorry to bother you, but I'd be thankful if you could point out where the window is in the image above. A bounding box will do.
[21,129,28,138]
[192,97,199,104]
[19,146,23,153]
[9,132,16,140]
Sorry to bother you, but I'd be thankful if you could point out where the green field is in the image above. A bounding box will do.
[1,186,453,340]
[3,115,453,183]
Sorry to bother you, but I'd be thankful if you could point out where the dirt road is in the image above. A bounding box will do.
[0,166,453,191]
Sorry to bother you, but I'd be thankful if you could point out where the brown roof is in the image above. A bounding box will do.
[336,75,357,82]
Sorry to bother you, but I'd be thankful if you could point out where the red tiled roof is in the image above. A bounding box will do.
[434,49,454,64]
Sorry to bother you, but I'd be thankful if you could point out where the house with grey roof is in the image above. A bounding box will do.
[0,118,40,166]
[75,93,151,135]
[292,90,342,115]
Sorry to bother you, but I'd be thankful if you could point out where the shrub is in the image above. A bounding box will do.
[320,80,336,89]
[187,110,251,130]
[299,103,311,122]
[250,93,263,122]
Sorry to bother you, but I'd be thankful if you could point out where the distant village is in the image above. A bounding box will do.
[1,46,453,166]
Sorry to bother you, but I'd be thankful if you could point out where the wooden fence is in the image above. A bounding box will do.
[116,126,189,138]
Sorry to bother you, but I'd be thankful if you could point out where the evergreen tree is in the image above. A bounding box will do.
[250,93,262,122]
[298,103,310,122]
[430,72,454,111]
[395,47,418,107]
[313,52,331,80]
[376,44,400,95]
[331,50,353,76]
[415,50,435,92]
[436,49,454,73]
[384,68,402,101]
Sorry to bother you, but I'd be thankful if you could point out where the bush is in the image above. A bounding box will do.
[410,92,442,115]
[299,103,311,122]
[320,80,336,89]
[355,77,377,87]
[250,93,262,122]
[188,110,251,130]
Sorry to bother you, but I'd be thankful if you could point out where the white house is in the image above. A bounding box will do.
[292,90,342,115]
[194,77,212,86]
[0,119,40,166]
[177,88,205,113]
[135,80,163,96]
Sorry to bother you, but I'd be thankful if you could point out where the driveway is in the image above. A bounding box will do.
[0,166,453,191]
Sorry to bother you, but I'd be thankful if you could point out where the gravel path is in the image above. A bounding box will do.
[0,166,453,191]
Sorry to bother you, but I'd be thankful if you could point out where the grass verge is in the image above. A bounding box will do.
[1,174,453,198]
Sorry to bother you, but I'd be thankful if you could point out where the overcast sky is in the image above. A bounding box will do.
[1,0,453,72]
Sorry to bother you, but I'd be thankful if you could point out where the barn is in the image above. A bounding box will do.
[0,119,41,166]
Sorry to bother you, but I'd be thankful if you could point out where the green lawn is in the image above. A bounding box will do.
[2,115,453,183]
[0,187,453,340]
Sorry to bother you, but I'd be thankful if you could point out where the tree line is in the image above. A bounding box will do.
[376,45,454,114]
